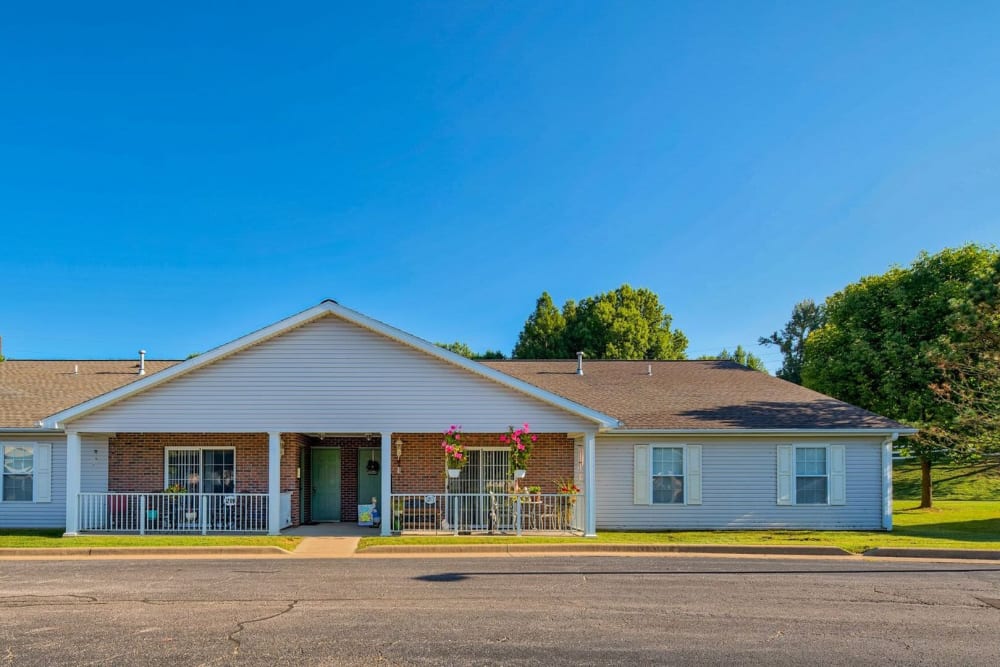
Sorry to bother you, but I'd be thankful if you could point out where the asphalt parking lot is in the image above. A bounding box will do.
[1,555,998,665]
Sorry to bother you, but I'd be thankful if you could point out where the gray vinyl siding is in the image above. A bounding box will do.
[81,435,109,493]
[71,315,594,434]
[596,436,884,530]
[0,435,66,529]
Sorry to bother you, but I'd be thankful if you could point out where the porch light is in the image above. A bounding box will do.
[394,438,403,460]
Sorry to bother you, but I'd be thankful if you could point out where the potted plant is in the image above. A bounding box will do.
[501,423,537,479]
[441,424,466,478]
[555,477,581,529]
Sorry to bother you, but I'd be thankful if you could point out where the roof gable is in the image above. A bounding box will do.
[43,302,615,431]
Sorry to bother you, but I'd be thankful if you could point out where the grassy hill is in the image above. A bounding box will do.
[894,459,1000,501]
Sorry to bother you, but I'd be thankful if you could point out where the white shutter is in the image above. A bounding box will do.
[685,445,702,505]
[34,443,52,503]
[776,445,793,505]
[829,445,846,505]
[633,445,650,505]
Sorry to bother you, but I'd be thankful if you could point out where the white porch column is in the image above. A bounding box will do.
[64,431,81,536]
[380,432,392,536]
[882,438,894,531]
[584,431,597,537]
[268,431,281,535]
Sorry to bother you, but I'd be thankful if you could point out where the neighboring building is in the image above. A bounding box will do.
[0,300,914,536]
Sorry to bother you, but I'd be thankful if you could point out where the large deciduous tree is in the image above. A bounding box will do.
[513,285,688,360]
[758,299,825,384]
[801,244,1000,507]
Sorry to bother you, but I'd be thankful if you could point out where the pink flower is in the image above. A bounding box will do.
[523,423,529,430]
[454,452,463,460]
[441,441,447,447]
[450,425,456,430]
[517,443,525,451]
[530,435,537,442]
[499,434,508,443]
[455,433,460,440]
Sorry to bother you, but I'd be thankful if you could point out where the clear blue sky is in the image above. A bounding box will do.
[2,2,998,370]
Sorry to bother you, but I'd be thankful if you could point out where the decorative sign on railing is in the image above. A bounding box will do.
[77,493,270,534]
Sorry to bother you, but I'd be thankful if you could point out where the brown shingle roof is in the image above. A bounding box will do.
[482,359,909,431]
[0,361,180,428]
[0,357,907,432]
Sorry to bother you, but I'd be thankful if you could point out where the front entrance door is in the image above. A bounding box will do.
[311,448,341,521]
[357,448,382,517]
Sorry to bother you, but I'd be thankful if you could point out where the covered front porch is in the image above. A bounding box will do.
[63,429,597,537]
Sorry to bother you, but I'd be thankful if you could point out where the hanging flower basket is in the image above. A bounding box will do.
[441,424,467,472]
[501,423,537,477]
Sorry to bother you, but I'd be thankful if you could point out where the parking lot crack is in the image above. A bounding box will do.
[227,600,298,655]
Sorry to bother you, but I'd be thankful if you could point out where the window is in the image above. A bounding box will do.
[795,447,828,504]
[166,448,235,493]
[3,445,33,501]
[634,444,702,506]
[652,447,684,504]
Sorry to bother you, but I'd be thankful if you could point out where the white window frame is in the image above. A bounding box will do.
[164,447,236,494]
[793,444,829,505]
[1,442,50,504]
[650,445,687,505]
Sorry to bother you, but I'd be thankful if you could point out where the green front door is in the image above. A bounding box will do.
[357,448,382,517]
[311,448,341,521]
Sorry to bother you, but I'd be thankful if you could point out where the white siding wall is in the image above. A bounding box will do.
[0,434,66,529]
[81,435,109,493]
[71,315,594,434]
[596,436,884,530]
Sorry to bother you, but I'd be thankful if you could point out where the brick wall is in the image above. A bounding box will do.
[391,432,575,494]
[281,433,310,526]
[108,433,268,493]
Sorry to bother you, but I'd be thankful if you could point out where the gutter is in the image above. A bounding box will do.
[599,428,916,437]
[0,427,66,434]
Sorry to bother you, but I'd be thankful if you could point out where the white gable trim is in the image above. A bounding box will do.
[42,300,618,430]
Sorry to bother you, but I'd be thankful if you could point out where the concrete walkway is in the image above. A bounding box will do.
[290,536,361,558]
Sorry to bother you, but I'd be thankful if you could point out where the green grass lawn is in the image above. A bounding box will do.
[893,459,1000,501]
[0,529,302,551]
[358,500,1000,554]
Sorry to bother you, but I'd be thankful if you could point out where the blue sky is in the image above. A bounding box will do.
[1,2,997,370]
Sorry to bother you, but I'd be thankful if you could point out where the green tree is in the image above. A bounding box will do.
[758,299,825,384]
[435,341,507,360]
[927,253,1000,460]
[562,285,688,360]
[512,292,568,359]
[699,345,768,372]
[514,285,688,360]
[802,244,999,507]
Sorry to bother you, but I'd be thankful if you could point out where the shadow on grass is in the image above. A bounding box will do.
[895,518,1000,543]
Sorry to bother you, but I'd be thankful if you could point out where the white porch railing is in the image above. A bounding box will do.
[78,493,270,534]
[389,493,583,535]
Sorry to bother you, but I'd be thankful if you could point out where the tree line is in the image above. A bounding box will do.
[439,243,998,507]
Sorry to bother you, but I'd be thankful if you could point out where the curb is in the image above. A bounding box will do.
[0,546,290,557]
[863,547,1000,561]
[359,543,854,557]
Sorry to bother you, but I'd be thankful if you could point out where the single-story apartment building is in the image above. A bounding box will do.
[0,300,914,537]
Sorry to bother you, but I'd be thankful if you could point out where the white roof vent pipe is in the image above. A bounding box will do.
[138,349,146,376]
[576,351,584,376]
[647,364,652,376]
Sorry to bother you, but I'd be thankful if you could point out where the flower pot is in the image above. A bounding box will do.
[513,469,527,479]
[446,468,461,478]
